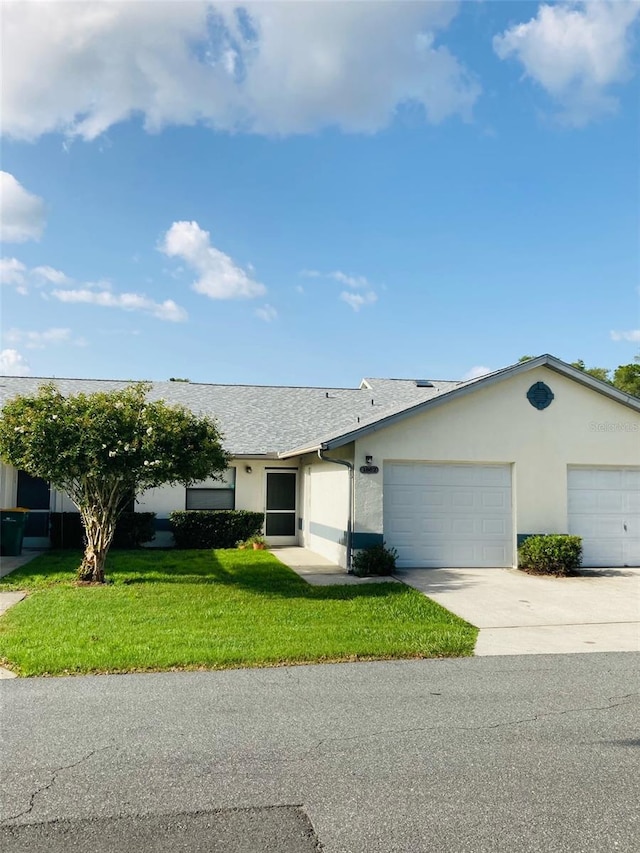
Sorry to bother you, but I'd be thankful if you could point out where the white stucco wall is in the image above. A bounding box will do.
[299,449,352,567]
[353,366,640,560]
[137,458,299,517]
[136,457,300,546]
[2,457,300,548]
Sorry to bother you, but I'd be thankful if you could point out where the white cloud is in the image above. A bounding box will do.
[329,271,370,289]
[462,365,492,380]
[340,290,378,312]
[0,257,28,292]
[0,172,46,242]
[1,2,479,141]
[1,256,186,321]
[51,288,187,322]
[31,265,71,285]
[4,328,81,349]
[255,304,278,322]
[611,329,640,342]
[303,267,378,309]
[161,220,266,300]
[494,1,640,126]
[0,349,31,376]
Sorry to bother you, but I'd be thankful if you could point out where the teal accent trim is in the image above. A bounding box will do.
[517,533,544,547]
[309,521,346,545]
[155,517,172,532]
[352,532,384,549]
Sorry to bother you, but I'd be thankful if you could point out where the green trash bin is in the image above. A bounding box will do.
[1,508,30,557]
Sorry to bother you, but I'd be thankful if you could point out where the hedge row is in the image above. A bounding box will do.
[169,510,264,549]
[50,512,156,550]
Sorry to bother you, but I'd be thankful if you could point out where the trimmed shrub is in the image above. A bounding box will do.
[169,510,264,549]
[50,512,156,550]
[518,534,582,576]
[112,512,156,549]
[352,542,399,577]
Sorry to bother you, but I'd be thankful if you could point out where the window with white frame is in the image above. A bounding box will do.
[186,468,236,510]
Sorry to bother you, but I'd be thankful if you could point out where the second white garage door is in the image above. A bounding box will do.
[568,467,640,567]
[384,463,513,569]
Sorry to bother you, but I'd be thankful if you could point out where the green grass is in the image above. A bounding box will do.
[0,550,477,676]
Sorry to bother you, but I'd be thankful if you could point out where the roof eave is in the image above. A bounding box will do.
[278,443,323,459]
[302,354,640,452]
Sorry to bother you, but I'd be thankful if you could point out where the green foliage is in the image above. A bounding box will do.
[49,512,156,550]
[352,543,399,577]
[613,363,640,398]
[0,382,228,581]
[570,360,611,383]
[0,382,229,494]
[169,510,264,549]
[520,356,640,396]
[112,512,156,549]
[518,534,582,576]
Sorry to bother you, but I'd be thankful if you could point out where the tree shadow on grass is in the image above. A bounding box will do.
[110,550,411,602]
[1,548,420,603]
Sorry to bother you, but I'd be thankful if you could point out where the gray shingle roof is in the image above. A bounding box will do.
[3,356,636,457]
[0,375,462,456]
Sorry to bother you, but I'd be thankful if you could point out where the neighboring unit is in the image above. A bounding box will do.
[1,355,639,569]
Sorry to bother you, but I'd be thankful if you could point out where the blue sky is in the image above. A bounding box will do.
[1,0,638,386]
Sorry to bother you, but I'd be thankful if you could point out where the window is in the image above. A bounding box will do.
[16,470,51,537]
[186,468,236,510]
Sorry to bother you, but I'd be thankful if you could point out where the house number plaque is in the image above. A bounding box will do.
[359,465,379,474]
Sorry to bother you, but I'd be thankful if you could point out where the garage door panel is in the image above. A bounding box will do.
[569,468,623,489]
[569,491,625,514]
[622,469,640,489]
[572,517,629,539]
[482,518,508,535]
[626,492,640,513]
[581,540,625,565]
[625,516,640,537]
[568,467,640,567]
[451,492,474,508]
[384,463,512,568]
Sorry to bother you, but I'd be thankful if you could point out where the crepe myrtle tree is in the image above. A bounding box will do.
[0,383,229,583]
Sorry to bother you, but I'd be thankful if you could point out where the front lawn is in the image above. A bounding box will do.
[0,550,477,676]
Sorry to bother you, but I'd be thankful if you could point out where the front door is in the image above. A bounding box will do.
[17,470,51,547]
[265,470,297,545]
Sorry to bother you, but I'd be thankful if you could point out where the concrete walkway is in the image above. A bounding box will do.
[270,547,398,586]
[396,566,640,656]
[0,548,41,578]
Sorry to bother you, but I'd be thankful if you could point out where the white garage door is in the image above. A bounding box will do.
[568,467,640,567]
[384,463,513,569]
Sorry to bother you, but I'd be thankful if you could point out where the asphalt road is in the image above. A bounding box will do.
[1,653,638,852]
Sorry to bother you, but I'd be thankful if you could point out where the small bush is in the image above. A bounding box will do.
[518,534,582,576]
[169,510,264,549]
[112,512,156,549]
[50,512,156,549]
[352,542,399,577]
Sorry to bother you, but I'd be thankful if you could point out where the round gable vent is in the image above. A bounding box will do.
[527,381,554,410]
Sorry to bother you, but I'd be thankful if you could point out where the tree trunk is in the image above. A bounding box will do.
[77,510,116,583]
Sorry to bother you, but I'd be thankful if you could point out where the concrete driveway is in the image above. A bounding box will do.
[395,566,640,655]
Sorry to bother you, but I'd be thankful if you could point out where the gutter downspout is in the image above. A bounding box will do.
[318,448,354,573]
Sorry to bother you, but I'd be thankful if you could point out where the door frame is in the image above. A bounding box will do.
[264,468,298,546]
